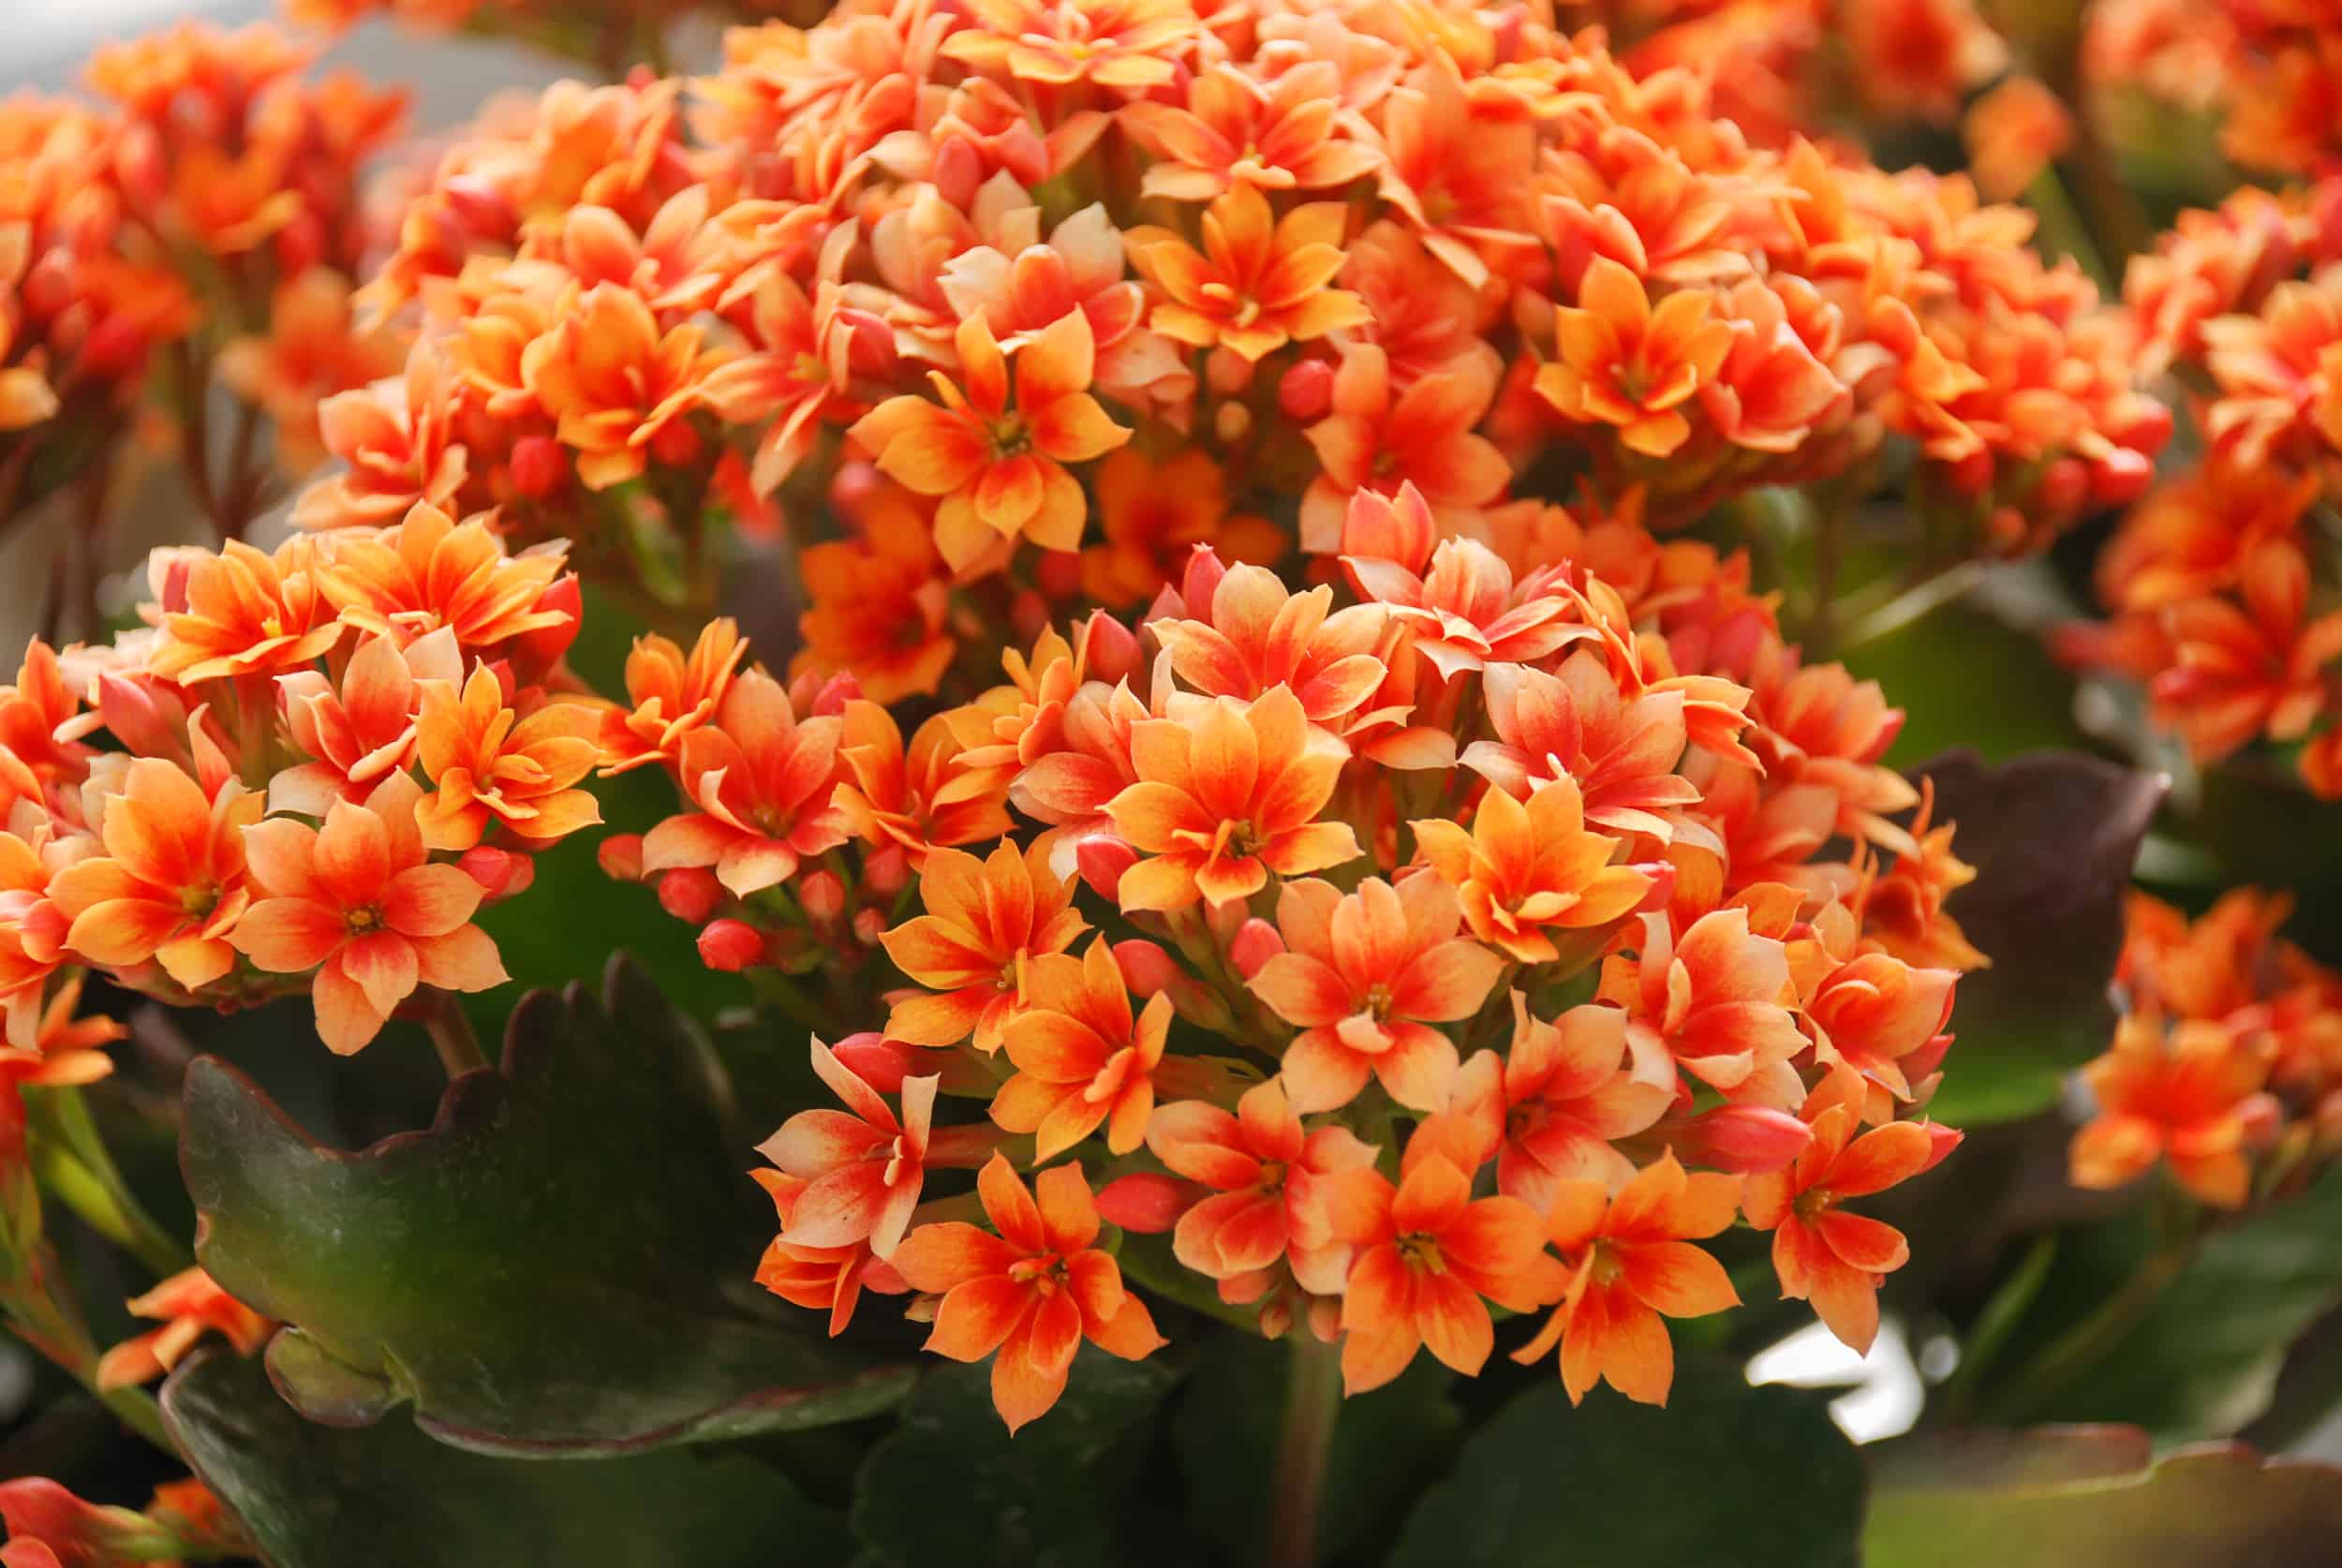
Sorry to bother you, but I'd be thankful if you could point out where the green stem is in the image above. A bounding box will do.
[1996,1192,2196,1423]
[1835,560,1988,652]
[1266,1332,1343,1568]
[22,1087,188,1280]
[418,991,490,1079]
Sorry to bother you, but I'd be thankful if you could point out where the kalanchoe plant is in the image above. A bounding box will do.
[2,0,2342,1564]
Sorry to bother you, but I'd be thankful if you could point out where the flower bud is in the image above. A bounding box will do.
[510,436,569,500]
[1205,347,1254,396]
[799,869,845,925]
[1081,610,1140,685]
[1213,401,1253,444]
[697,918,766,972]
[1112,939,1179,997]
[458,847,533,901]
[852,907,886,947]
[1095,1173,1199,1235]
[1226,918,1285,979]
[1658,1104,1812,1174]
[829,1032,914,1092]
[1075,835,1137,902]
[596,833,645,882]
[862,844,911,898]
[658,867,723,925]
[650,421,702,468]
[1278,358,1334,422]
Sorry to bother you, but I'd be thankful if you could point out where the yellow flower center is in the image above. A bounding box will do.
[1396,1232,1445,1273]
[347,906,381,934]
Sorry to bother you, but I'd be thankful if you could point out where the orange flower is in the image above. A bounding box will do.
[1461,998,1673,1210]
[0,975,125,1088]
[1248,873,1505,1114]
[272,629,458,816]
[1798,940,1960,1105]
[1859,780,1989,971]
[757,1037,940,1259]
[751,1165,909,1338]
[890,1154,1165,1432]
[835,702,1012,869]
[1961,75,2075,201]
[2201,268,2342,468]
[414,666,602,851]
[1537,258,1732,459]
[1104,686,1361,912]
[1412,779,1652,964]
[523,281,725,490]
[1145,554,1390,727]
[146,538,344,684]
[47,760,260,992]
[1300,344,1507,551]
[0,827,76,1050]
[1080,448,1283,609]
[1845,0,2008,124]
[231,772,509,1054]
[1463,657,1706,845]
[2151,541,2342,763]
[792,496,956,703]
[1120,62,1381,201]
[1512,1153,1742,1406]
[1601,909,1805,1105]
[2070,1013,2278,1209]
[1341,493,1590,680]
[1743,1092,1939,1354]
[941,0,1200,90]
[1126,185,1369,363]
[1320,1133,1559,1393]
[879,840,1087,1051]
[598,617,749,777]
[638,668,848,897]
[316,501,574,655]
[993,938,1175,1160]
[292,337,469,530]
[1697,278,1846,456]
[1147,1076,1376,1297]
[93,1267,271,1390]
[849,310,1130,574]
[216,267,404,475]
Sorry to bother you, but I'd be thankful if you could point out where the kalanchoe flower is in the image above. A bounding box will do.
[414,664,603,851]
[1743,1078,1951,1354]
[992,938,1176,1160]
[1147,1076,1377,1302]
[47,759,260,992]
[2070,1013,2279,1209]
[890,1155,1165,1433]
[1104,685,1360,912]
[231,773,508,1054]
[1320,1131,1563,1394]
[1512,1152,1742,1407]
[757,1037,943,1258]
[639,668,848,898]
[93,1266,272,1388]
[879,840,1087,1052]
[598,618,749,777]
[1410,778,1653,964]
[1249,873,1506,1114]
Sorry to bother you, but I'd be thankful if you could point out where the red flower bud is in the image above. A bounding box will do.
[1075,835,1137,902]
[800,869,845,925]
[1227,917,1285,978]
[658,867,723,925]
[1279,358,1334,422]
[1095,1173,1201,1235]
[1112,939,1178,997]
[510,436,569,500]
[697,918,766,972]
[457,847,532,901]
[596,834,645,882]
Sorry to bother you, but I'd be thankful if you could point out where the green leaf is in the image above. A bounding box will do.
[1909,749,2164,1125]
[1863,1426,2342,1567]
[1170,1334,1461,1566]
[2004,1168,2342,1439]
[1383,1358,1864,1568]
[162,1348,854,1568]
[1844,602,2083,767]
[851,1352,1192,1568]
[182,955,912,1456]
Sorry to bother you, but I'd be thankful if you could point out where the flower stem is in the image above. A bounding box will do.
[418,991,490,1079]
[1266,1331,1343,1568]
[1996,1188,2197,1422]
[22,1087,189,1280]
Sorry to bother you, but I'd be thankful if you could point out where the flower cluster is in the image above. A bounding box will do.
[2070,889,2342,1210]
[2084,0,2342,178]
[583,472,1981,1427]
[312,0,2163,647]
[2060,173,2342,795]
[0,500,595,1062]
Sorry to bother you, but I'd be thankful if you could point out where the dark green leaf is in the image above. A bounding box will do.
[2005,1168,2342,1439]
[1845,603,2083,767]
[1382,1358,1864,1568]
[183,955,911,1456]
[162,1348,853,1568]
[1910,749,2164,1125]
[1170,1335,1460,1566]
[851,1352,1190,1568]
[1863,1426,2342,1568]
